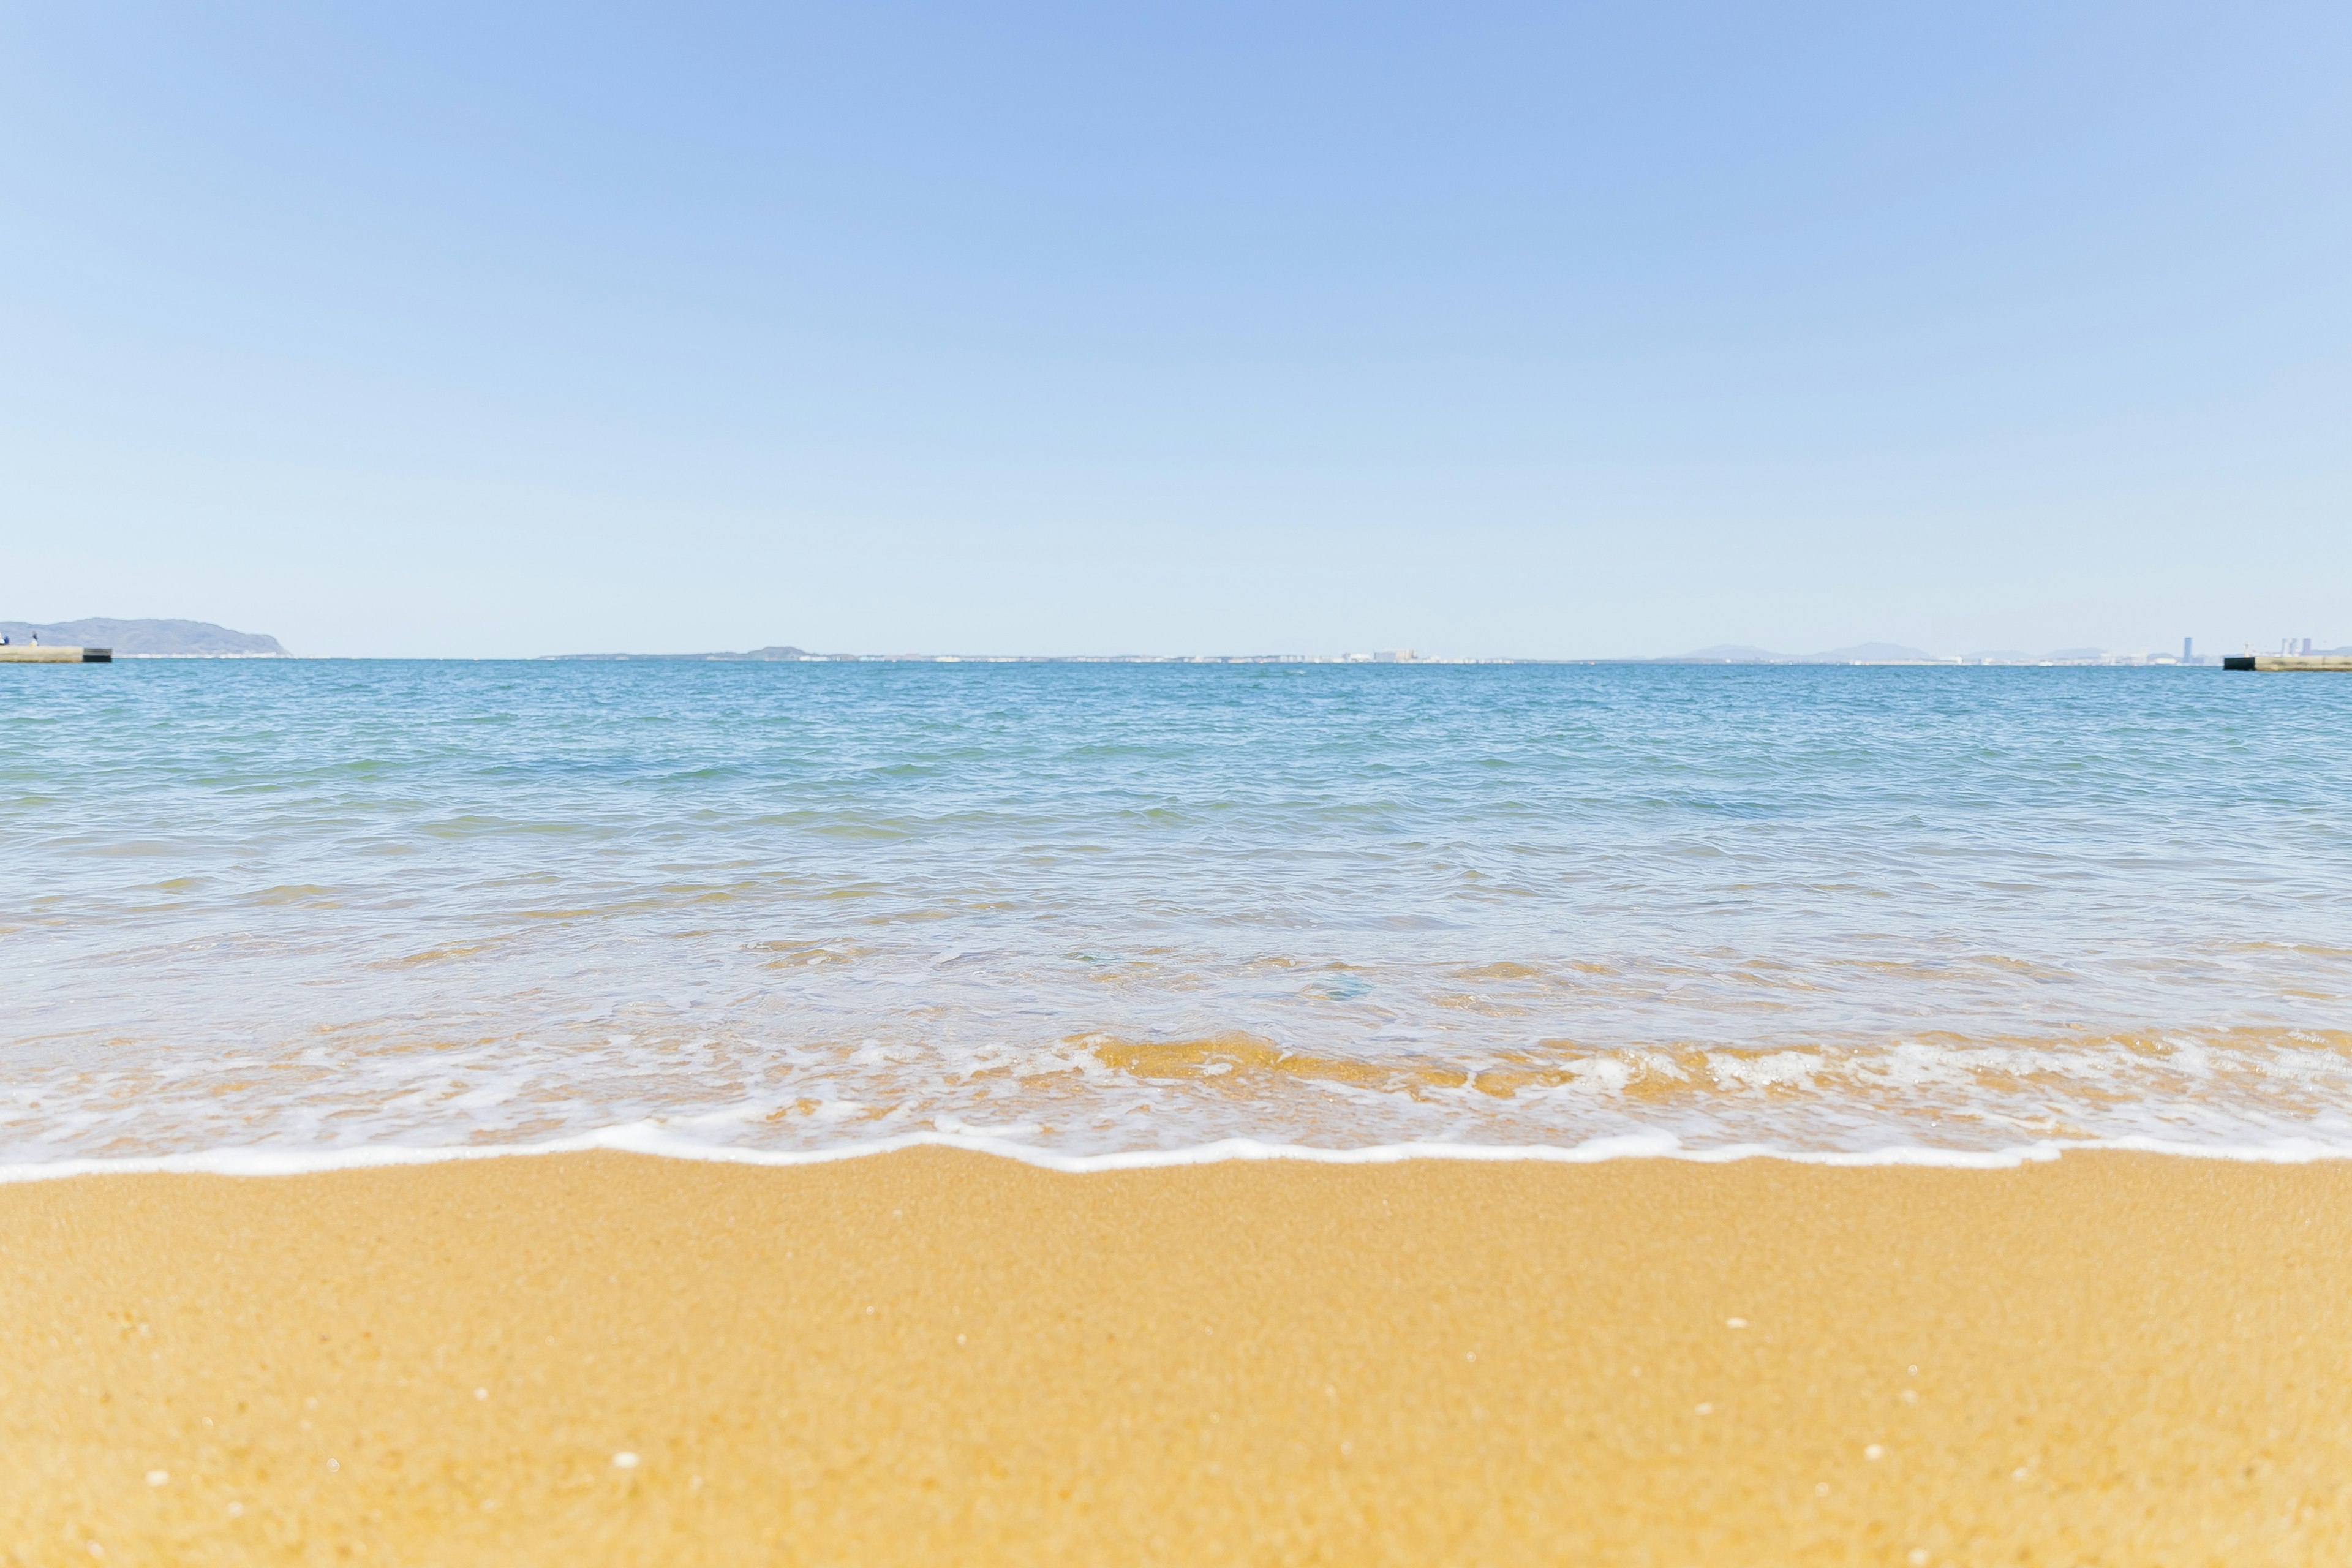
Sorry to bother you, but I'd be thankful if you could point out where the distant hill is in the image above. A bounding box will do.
[0,618,288,655]
[544,645,813,661]
[1664,642,1943,664]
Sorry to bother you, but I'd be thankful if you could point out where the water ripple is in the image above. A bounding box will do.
[2,660,2348,1161]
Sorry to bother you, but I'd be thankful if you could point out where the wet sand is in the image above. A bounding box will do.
[4,1148,2348,1564]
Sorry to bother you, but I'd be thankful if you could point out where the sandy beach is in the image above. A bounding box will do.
[4,1148,2348,1564]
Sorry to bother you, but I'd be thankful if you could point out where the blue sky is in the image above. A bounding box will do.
[2,1,2346,657]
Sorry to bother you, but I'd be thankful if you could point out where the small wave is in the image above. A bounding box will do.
[6,1123,2352,1188]
[8,661,2352,1174]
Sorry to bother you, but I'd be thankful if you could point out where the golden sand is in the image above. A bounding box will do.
[4,1149,2348,1564]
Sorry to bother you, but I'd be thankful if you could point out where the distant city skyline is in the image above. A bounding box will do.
[3,2,2346,658]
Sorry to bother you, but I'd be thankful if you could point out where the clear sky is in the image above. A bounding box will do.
[2,2,2346,658]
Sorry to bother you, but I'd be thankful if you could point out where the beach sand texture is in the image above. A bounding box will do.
[4,1148,2348,1565]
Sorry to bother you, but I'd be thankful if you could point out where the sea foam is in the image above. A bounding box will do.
[6,659,2349,1174]
[5,1123,2351,1188]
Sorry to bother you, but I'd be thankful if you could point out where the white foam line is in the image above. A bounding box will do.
[4,1124,2352,1184]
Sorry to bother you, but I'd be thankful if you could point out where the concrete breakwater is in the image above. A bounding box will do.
[2223,654,2352,671]
[0,645,111,663]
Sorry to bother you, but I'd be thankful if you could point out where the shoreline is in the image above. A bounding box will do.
[7,1148,2350,1562]
[7,1123,2352,1186]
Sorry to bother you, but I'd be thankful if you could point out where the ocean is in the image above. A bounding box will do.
[4,659,2348,1172]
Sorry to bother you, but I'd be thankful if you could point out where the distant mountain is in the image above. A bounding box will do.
[545,645,813,661]
[1663,641,1943,664]
[0,618,288,655]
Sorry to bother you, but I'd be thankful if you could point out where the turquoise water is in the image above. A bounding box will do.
[4,660,2350,1166]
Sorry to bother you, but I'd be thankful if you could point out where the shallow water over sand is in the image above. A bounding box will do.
[5,660,2349,1165]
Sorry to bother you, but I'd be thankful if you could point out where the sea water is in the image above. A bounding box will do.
[4,659,2348,1172]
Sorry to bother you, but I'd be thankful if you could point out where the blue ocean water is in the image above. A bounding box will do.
[4,660,2349,1167]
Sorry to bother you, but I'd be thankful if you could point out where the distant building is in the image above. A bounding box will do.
[2183,636,2193,662]
[1372,649,1416,663]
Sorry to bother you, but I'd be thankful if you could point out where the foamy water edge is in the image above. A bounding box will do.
[7,1125,2351,1185]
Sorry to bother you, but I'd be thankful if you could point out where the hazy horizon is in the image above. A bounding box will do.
[9,612,2312,664]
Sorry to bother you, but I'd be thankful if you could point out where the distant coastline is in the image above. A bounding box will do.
[538,642,2286,668]
[0,618,288,657]
[12,622,2331,665]
[1656,641,2247,668]
[542,646,1464,665]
